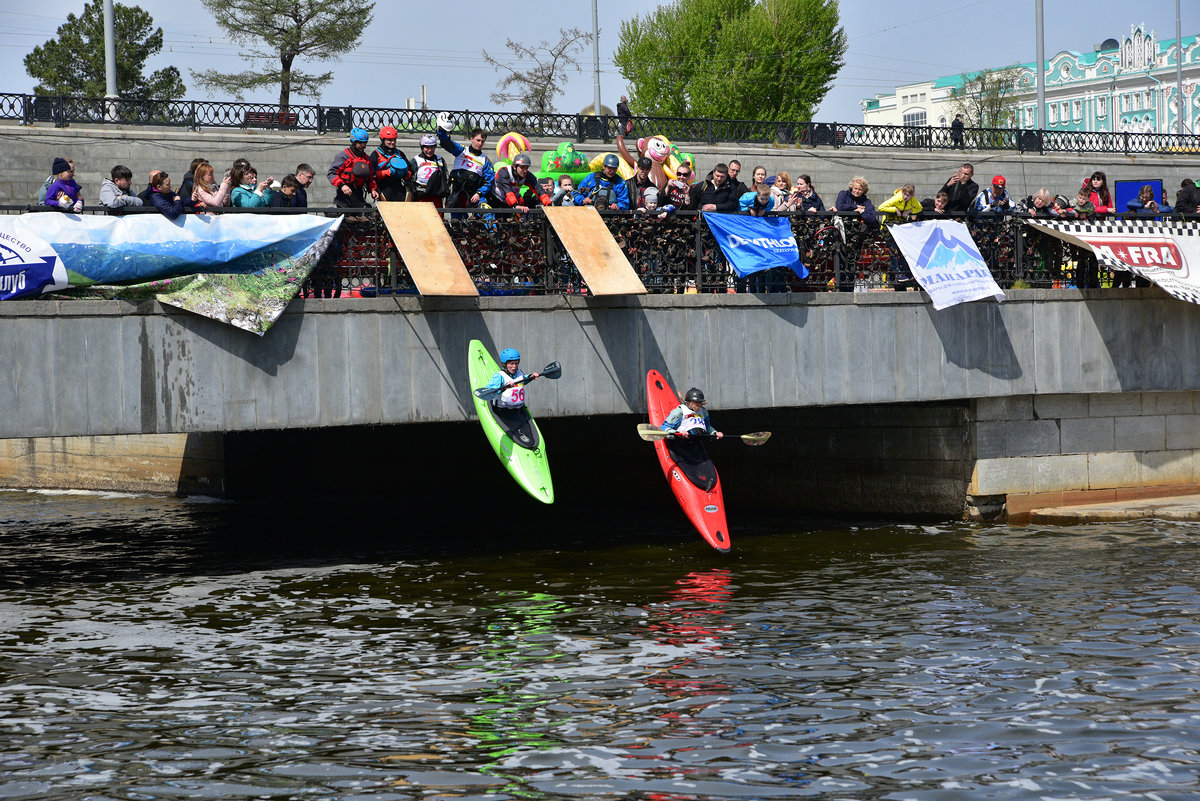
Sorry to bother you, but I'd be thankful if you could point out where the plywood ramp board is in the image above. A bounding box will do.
[542,206,648,295]
[376,201,478,296]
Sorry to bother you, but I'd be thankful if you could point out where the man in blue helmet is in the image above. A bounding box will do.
[482,348,542,409]
[574,154,630,210]
[328,127,378,208]
[660,387,724,439]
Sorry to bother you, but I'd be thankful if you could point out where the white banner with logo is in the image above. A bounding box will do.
[886,220,1005,309]
[1027,219,1200,305]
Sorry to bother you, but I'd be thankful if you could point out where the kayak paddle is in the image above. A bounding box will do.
[636,423,771,446]
[474,361,562,400]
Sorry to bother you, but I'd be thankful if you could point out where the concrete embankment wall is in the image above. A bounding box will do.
[4,122,1200,207]
[4,290,1200,439]
[969,391,1200,521]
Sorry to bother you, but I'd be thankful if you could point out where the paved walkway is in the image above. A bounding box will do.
[1029,493,1200,524]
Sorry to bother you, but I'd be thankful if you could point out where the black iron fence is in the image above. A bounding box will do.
[3,204,1179,297]
[4,91,1200,155]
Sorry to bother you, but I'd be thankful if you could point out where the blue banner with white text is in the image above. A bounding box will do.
[702,213,807,279]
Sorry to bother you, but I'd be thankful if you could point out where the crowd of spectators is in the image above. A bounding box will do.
[33,129,1200,234]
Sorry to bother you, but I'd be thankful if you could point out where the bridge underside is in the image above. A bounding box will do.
[4,392,1196,524]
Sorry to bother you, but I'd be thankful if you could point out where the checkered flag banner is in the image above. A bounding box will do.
[1026,218,1200,305]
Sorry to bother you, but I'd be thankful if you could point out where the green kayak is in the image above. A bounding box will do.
[468,339,554,504]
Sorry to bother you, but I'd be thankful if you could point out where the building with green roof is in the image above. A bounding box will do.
[861,24,1200,135]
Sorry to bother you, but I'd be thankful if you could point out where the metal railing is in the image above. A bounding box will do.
[4,91,1200,155]
[6,205,1167,298]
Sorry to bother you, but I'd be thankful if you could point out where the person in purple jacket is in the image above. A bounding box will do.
[43,157,83,213]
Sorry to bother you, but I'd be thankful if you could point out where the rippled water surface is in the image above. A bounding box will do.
[2,490,1200,800]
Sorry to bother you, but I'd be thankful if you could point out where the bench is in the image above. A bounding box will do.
[243,111,298,129]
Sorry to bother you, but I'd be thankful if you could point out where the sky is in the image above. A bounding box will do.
[0,1,1190,123]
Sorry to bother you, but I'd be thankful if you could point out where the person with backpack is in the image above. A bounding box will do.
[410,133,449,207]
[575,154,630,210]
[328,127,378,208]
[436,112,494,213]
[371,125,411,202]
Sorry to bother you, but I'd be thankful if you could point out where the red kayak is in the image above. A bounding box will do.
[646,370,730,553]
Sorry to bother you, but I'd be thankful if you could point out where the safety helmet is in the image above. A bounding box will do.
[420,133,437,147]
[512,153,532,168]
[349,126,369,143]
[684,387,705,404]
[499,347,521,363]
[379,125,398,140]
[602,154,619,169]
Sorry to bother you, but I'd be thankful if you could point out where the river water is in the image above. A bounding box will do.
[1,489,1199,800]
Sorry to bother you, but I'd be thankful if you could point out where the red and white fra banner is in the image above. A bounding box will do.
[1026,219,1200,305]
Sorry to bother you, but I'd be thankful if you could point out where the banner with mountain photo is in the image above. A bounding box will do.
[0,213,342,335]
[887,220,1005,310]
[1025,218,1200,305]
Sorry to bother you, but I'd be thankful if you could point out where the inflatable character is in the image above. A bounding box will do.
[616,133,686,191]
[496,132,530,164]
[539,142,592,186]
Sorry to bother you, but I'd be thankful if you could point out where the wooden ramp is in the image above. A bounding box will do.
[542,206,647,295]
[376,201,477,296]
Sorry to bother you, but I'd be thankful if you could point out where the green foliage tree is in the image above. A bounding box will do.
[613,0,845,121]
[193,0,375,111]
[948,66,1021,129]
[482,27,594,114]
[23,0,185,99]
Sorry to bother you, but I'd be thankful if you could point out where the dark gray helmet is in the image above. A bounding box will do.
[684,387,705,403]
[602,154,620,169]
[512,153,532,167]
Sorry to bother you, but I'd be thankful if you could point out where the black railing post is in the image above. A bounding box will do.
[188,101,198,131]
[462,109,470,134]
[21,94,30,126]
[542,214,555,291]
[54,95,64,128]
[575,114,585,143]
[316,104,325,134]
[706,118,714,145]
[1014,218,1024,284]
[833,122,840,148]
[927,125,933,151]
[1017,128,1025,153]
[694,214,704,291]
[1123,131,1129,156]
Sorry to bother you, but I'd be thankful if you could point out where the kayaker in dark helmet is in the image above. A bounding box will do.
[659,387,724,439]
[481,348,542,409]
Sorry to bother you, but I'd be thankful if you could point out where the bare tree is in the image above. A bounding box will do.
[948,66,1021,129]
[482,27,594,114]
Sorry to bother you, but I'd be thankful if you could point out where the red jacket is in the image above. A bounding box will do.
[329,146,376,192]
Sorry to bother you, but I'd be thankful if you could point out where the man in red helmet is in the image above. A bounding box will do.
[372,125,412,202]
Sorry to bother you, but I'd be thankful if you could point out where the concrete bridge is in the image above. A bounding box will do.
[2,291,1198,522]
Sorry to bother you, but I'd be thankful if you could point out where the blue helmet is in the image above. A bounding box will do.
[499,347,521,363]
[350,126,369,143]
[602,154,619,169]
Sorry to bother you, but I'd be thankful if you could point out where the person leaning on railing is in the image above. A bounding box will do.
[1174,179,1199,215]
[99,164,143,215]
[938,163,978,214]
[791,174,824,213]
[834,176,877,223]
[190,162,230,209]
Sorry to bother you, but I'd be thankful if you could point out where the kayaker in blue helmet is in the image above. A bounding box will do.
[482,347,542,409]
[660,387,724,439]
